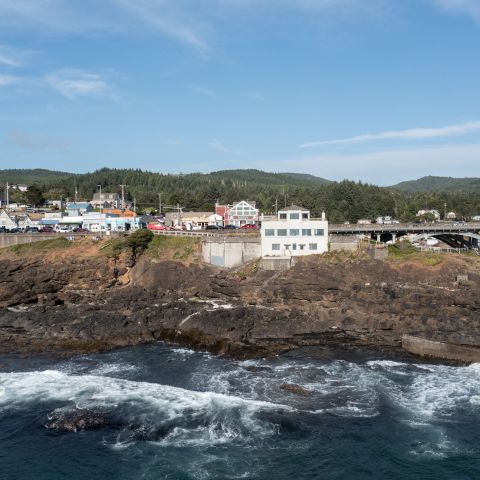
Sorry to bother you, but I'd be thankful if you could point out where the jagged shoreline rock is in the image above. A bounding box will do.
[0,246,479,361]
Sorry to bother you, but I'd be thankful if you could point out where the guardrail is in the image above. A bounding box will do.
[329,222,480,233]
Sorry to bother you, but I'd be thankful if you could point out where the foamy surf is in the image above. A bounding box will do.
[0,370,285,446]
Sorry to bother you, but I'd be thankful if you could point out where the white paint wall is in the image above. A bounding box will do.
[261,219,328,257]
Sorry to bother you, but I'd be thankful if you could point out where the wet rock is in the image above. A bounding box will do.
[280,383,313,396]
[46,409,111,432]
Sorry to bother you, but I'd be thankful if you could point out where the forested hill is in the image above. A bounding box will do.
[1,168,480,222]
[391,176,480,192]
[207,170,330,186]
[0,169,72,185]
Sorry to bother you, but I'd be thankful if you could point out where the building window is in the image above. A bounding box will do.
[302,213,309,219]
[290,213,300,220]
[314,229,324,236]
[272,244,280,251]
[279,213,287,220]
[277,229,287,236]
[265,229,275,236]
[302,229,312,236]
[292,244,297,250]
[309,243,318,250]
[290,229,299,236]
[299,244,305,250]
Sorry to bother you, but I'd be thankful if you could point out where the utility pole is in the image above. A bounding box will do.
[444,202,447,221]
[133,197,136,215]
[120,184,127,210]
[97,185,103,238]
[6,182,9,206]
[74,185,78,203]
[274,198,278,215]
[158,193,162,216]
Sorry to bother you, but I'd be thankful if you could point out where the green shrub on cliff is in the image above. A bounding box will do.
[147,235,199,261]
[125,230,154,257]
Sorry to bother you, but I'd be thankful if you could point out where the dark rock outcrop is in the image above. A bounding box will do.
[0,250,479,360]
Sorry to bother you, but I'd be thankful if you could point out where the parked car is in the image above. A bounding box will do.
[206,224,223,230]
[224,224,238,230]
[0,226,6,233]
[55,227,71,233]
[7,227,20,233]
[24,226,40,233]
[73,227,90,233]
[40,226,54,233]
[147,223,171,231]
[240,224,257,229]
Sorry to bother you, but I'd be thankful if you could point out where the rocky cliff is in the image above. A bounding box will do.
[0,239,479,360]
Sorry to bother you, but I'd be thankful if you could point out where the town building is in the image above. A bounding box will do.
[446,211,457,220]
[0,210,18,230]
[66,202,94,216]
[261,205,328,257]
[90,192,120,209]
[375,216,399,225]
[417,209,440,220]
[215,200,259,227]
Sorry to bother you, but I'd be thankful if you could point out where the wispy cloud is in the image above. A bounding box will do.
[186,83,216,97]
[6,130,71,151]
[0,74,19,87]
[245,91,265,100]
[208,139,240,155]
[0,45,23,67]
[114,0,209,54]
[46,69,116,100]
[431,0,480,22]
[279,143,480,184]
[300,121,480,148]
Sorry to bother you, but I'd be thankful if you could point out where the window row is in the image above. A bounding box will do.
[279,212,309,220]
[265,228,324,237]
[272,243,318,251]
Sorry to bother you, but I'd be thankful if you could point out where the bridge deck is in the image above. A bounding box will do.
[329,222,480,235]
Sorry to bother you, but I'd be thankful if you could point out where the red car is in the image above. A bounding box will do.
[240,224,257,229]
[40,226,54,233]
[147,223,171,231]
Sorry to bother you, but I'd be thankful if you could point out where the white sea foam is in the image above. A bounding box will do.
[0,370,284,446]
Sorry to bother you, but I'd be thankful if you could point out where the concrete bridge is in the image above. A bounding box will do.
[329,222,480,249]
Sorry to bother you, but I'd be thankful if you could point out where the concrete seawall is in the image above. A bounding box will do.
[202,236,261,268]
[402,335,480,363]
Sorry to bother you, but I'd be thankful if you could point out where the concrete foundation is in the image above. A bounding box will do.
[202,236,261,268]
[402,335,480,363]
[259,257,296,271]
[329,235,359,252]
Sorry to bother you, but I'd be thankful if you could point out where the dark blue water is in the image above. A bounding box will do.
[1,343,479,480]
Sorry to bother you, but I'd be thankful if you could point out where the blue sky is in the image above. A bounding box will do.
[1,0,480,184]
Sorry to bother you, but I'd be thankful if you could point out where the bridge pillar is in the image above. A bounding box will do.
[376,234,381,243]
[392,233,397,243]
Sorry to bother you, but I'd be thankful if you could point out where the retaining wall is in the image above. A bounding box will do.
[202,236,261,268]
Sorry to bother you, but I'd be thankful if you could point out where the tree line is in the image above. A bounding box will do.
[2,168,480,222]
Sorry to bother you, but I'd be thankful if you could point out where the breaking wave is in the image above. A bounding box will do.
[0,370,286,446]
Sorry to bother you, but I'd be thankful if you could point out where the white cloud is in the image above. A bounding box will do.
[186,83,216,97]
[46,69,115,100]
[282,143,480,184]
[6,130,71,151]
[114,0,209,53]
[300,121,480,148]
[208,139,240,155]
[0,45,22,67]
[0,74,19,86]
[245,91,265,100]
[431,0,480,21]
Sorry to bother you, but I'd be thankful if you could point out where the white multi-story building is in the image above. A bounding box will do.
[261,205,328,257]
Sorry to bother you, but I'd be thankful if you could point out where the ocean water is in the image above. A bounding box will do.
[0,343,479,479]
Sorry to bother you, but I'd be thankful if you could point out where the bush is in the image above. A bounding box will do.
[125,229,154,256]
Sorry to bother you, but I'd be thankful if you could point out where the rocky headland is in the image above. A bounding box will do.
[0,236,479,361]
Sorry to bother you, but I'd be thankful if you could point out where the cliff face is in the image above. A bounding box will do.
[0,242,479,359]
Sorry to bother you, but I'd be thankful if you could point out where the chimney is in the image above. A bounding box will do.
[321,211,326,221]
